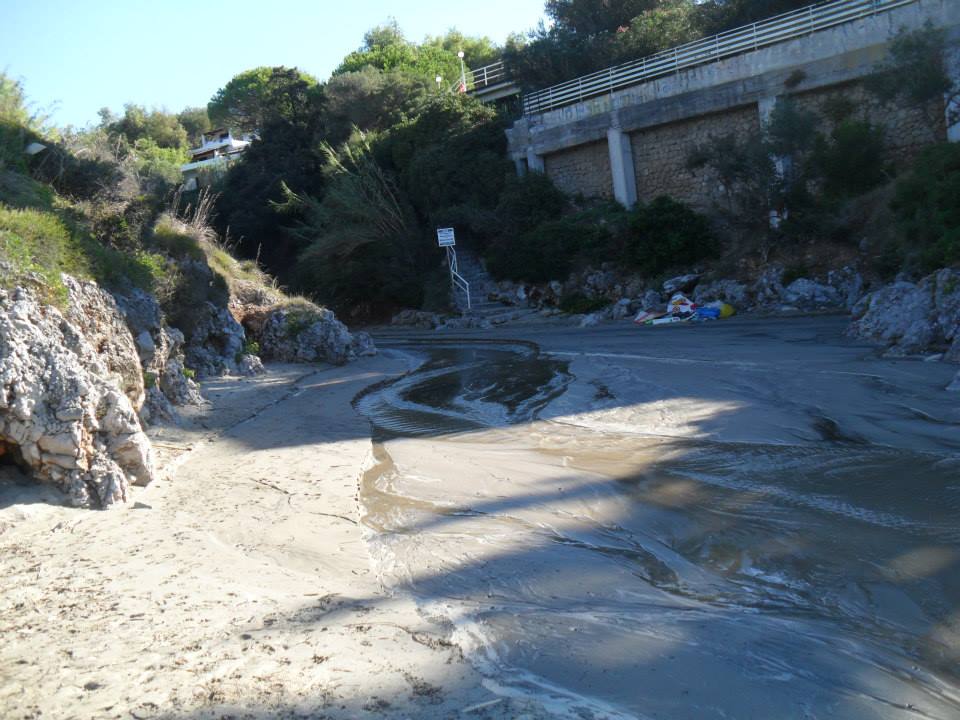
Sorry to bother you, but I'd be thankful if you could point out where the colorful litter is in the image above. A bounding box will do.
[633,294,736,326]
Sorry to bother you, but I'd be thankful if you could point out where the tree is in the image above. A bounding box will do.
[176,107,211,146]
[422,29,501,68]
[207,66,321,133]
[334,21,462,85]
[866,23,958,139]
[102,104,188,150]
[323,68,431,145]
[544,0,660,35]
[613,0,703,63]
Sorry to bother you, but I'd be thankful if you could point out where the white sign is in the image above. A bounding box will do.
[437,227,456,247]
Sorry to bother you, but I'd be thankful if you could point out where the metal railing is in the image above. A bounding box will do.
[467,60,510,90]
[446,246,472,311]
[522,0,917,116]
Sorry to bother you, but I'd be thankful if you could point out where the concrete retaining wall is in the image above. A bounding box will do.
[506,0,960,207]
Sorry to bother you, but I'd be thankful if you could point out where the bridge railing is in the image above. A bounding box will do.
[522,0,917,116]
[467,60,510,90]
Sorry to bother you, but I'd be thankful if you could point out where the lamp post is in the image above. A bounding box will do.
[435,75,442,94]
[457,50,466,93]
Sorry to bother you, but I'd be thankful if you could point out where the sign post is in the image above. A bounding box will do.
[436,227,456,247]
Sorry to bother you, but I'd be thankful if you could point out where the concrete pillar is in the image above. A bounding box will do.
[526,148,545,173]
[513,156,527,177]
[607,127,638,208]
[946,28,960,142]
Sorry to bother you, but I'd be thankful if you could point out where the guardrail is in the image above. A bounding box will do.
[467,60,510,90]
[522,0,917,116]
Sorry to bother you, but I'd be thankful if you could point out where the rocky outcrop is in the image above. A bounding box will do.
[63,277,145,411]
[114,289,204,422]
[241,305,376,365]
[0,287,155,507]
[693,280,748,308]
[849,269,960,359]
[184,302,251,378]
[391,309,443,329]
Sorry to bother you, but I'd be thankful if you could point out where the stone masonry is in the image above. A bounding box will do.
[544,140,613,199]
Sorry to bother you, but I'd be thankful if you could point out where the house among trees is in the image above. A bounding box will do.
[180,128,251,190]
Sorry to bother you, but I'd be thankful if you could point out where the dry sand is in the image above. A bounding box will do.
[0,358,542,719]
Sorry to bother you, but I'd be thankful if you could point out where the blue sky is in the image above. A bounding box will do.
[1,0,546,128]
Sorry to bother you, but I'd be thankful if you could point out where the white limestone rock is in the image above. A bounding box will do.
[0,287,155,507]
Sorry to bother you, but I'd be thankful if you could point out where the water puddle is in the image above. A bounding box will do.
[355,340,960,719]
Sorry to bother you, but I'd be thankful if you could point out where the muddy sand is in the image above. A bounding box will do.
[2,316,959,719]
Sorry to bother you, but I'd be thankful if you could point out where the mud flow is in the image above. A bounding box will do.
[356,341,960,719]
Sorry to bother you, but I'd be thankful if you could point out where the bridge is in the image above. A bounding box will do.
[499,0,960,209]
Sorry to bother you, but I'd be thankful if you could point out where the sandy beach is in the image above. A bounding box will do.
[2,316,959,719]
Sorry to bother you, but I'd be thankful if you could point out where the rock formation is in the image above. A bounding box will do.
[0,287,155,508]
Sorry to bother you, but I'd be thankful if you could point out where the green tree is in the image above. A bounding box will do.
[545,0,660,35]
[422,29,501,68]
[323,68,431,145]
[207,66,321,133]
[103,104,188,150]
[866,23,958,139]
[334,21,462,85]
[613,0,702,62]
[176,106,212,145]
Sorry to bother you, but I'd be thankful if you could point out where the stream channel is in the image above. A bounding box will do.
[354,339,960,719]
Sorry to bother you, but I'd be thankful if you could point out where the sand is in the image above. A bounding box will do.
[0,358,542,719]
[1,316,958,719]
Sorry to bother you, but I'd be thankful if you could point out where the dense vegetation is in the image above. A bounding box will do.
[4,2,959,323]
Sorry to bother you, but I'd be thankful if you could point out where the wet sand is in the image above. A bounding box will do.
[1,316,958,719]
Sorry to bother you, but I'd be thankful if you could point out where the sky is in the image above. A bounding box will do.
[0,0,547,129]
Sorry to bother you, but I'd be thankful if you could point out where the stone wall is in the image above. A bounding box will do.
[791,80,946,166]
[543,140,613,199]
[630,105,760,208]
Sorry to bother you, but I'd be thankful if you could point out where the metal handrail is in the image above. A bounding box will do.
[522,0,917,116]
[446,246,471,310]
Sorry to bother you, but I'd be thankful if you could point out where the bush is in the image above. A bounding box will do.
[151,219,205,261]
[495,172,569,234]
[0,205,86,302]
[624,196,718,276]
[486,219,582,283]
[892,142,960,271]
[558,292,609,314]
[811,120,888,198]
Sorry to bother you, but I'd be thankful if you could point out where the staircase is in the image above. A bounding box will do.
[449,248,524,322]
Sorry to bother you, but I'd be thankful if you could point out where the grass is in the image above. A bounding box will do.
[0,204,87,304]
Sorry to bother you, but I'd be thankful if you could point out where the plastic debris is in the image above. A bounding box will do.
[636,294,737,326]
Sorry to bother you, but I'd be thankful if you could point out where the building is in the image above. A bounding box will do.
[180,128,251,190]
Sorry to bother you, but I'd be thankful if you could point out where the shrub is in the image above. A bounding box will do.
[486,219,582,283]
[891,142,960,272]
[0,205,85,303]
[624,196,718,276]
[151,219,205,261]
[811,120,888,198]
[559,292,609,314]
[494,173,569,234]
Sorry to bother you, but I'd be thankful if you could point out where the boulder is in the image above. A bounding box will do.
[579,312,603,328]
[0,287,155,507]
[751,266,785,307]
[849,280,934,355]
[782,278,842,310]
[662,274,700,295]
[114,289,203,411]
[185,302,247,377]
[439,315,492,330]
[391,309,442,329]
[826,266,865,309]
[635,289,663,312]
[610,298,633,321]
[693,280,748,308]
[258,306,374,365]
[848,269,960,358]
